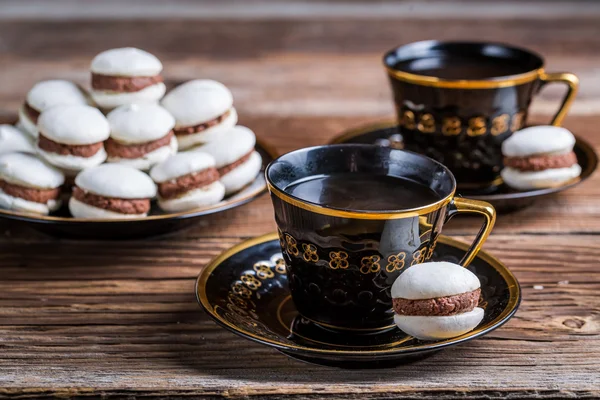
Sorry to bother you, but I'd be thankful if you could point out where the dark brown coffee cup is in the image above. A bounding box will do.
[266,144,495,332]
[384,41,579,190]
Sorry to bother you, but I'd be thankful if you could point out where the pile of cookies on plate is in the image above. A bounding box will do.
[0,47,262,219]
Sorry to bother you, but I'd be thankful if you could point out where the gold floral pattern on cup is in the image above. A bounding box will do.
[491,113,510,136]
[401,109,416,130]
[302,243,319,262]
[442,116,462,136]
[284,233,299,256]
[329,251,349,270]
[386,252,406,273]
[360,255,381,274]
[418,113,436,134]
[399,108,526,138]
[467,117,487,137]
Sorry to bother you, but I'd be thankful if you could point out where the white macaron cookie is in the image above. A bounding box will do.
[69,164,157,219]
[0,153,65,215]
[392,262,484,340]
[501,126,581,190]
[0,125,35,155]
[105,103,177,170]
[161,79,238,150]
[191,125,262,195]
[18,80,91,138]
[150,152,225,213]
[90,47,166,109]
[36,105,110,175]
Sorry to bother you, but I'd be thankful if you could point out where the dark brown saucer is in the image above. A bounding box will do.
[196,232,521,368]
[0,142,276,239]
[330,122,597,212]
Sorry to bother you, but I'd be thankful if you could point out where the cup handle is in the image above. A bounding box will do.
[445,197,496,267]
[538,72,579,126]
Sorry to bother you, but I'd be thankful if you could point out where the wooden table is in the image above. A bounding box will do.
[0,2,599,398]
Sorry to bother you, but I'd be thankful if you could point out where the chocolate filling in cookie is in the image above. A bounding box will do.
[157,168,220,200]
[72,186,150,214]
[217,150,253,176]
[38,134,104,158]
[91,73,163,93]
[0,179,60,204]
[504,151,578,172]
[23,102,41,124]
[173,109,232,136]
[393,288,481,317]
[105,131,174,159]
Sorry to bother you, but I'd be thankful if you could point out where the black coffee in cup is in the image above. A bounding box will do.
[285,173,440,211]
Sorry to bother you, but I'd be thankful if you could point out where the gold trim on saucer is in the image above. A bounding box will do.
[385,66,543,89]
[267,181,455,220]
[196,232,521,356]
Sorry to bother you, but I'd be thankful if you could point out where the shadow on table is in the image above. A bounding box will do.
[167,307,474,382]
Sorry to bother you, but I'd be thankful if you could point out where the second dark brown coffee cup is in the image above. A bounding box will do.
[384,40,579,190]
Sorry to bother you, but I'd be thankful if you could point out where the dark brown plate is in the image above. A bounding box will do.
[0,114,277,239]
[331,122,597,212]
[0,142,276,239]
[196,232,521,368]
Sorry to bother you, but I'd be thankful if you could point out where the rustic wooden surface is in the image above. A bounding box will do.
[0,2,599,398]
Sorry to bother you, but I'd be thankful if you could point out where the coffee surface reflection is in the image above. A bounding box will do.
[285,173,440,211]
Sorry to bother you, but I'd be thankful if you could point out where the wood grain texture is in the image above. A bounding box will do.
[0,235,599,398]
[0,4,599,398]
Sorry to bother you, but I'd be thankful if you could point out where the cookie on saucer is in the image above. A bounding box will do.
[0,153,64,215]
[392,262,484,340]
[69,164,157,219]
[18,80,91,138]
[501,126,581,190]
[193,126,262,195]
[36,105,110,175]
[105,103,177,170]
[161,79,238,150]
[150,152,225,213]
[90,47,166,110]
[0,125,35,155]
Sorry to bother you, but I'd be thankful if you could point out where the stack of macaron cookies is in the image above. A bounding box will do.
[501,126,581,190]
[0,47,263,219]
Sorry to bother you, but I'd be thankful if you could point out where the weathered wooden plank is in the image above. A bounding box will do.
[0,234,597,397]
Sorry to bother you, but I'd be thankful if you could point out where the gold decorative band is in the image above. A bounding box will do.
[385,66,543,89]
[267,181,455,220]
